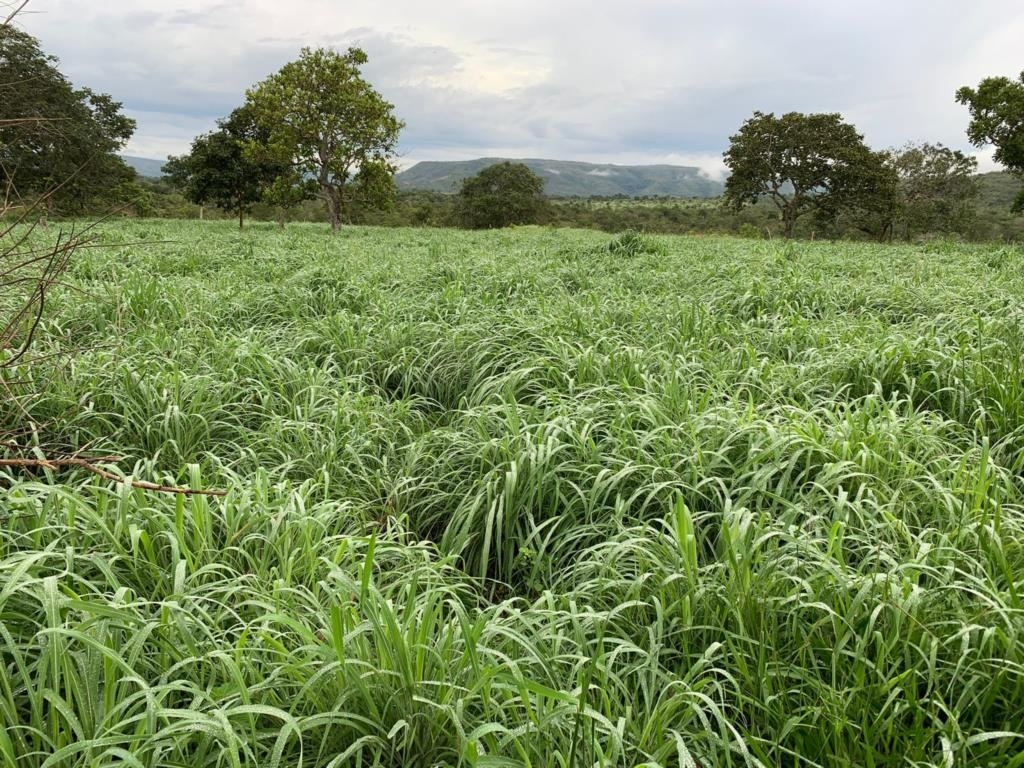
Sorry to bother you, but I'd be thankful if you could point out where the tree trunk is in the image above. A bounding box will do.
[782,207,796,239]
[238,206,244,229]
[323,186,342,232]
[199,205,204,220]
[877,221,893,243]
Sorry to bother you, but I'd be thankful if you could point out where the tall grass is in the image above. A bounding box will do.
[2,221,1024,766]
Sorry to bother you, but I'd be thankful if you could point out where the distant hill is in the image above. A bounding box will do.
[122,155,166,178]
[977,171,1021,209]
[395,158,724,198]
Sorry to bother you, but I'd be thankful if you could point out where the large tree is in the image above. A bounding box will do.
[164,108,288,228]
[244,46,403,231]
[957,72,1024,212]
[890,143,979,237]
[723,111,888,238]
[842,143,979,241]
[457,161,549,229]
[0,25,135,213]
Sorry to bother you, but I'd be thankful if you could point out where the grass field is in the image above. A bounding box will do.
[3,220,1024,767]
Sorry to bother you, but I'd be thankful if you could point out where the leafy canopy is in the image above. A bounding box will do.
[164,107,294,228]
[0,25,135,213]
[457,161,549,229]
[840,142,979,241]
[245,46,403,230]
[957,72,1024,212]
[723,111,887,238]
[889,142,979,235]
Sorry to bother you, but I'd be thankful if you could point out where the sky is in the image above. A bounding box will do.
[15,0,1024,177]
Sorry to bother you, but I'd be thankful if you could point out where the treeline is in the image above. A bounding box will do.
[128,173,1024,242]
[1,26,402,229]
[4,20,1023,243]
[0,25,144,216]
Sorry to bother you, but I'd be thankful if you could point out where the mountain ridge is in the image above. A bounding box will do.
[122,155,166,178]
[395,157,724,198]
[123,153,1019,208]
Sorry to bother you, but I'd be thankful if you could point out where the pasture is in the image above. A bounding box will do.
[2,221,1024,767]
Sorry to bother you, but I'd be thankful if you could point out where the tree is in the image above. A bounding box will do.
[839,143,979,241]
[956,72,1024,212]
[244,46,403,231]
[347,159,399,223]
[2,1,93,448]
[164,108,285,228]
[259,173,317,228]
[722,111,888,238]
[457,161,549,229]
[834,155,900,242]
[0,25,135,214]
[889,143,979,237]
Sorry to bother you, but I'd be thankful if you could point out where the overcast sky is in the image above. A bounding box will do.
[16,0,1024,176]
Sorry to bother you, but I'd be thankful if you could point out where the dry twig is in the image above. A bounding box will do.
[0,456,228,497]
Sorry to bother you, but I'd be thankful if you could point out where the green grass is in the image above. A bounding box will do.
[3,220,1024,766]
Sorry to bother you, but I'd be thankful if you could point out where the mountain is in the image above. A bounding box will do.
[122,155,166,178]
[977,171,1021,209]
[395,158,724,198]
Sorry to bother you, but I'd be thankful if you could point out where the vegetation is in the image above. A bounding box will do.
[396,158,724,198]
[957,71,1024,212]
[122,175,1024,242]
[457,161,550,229]
[1,2,95,451]
[163,108,293,229]
[723,111,891,238]
[0,25,136,214]
[243,46,404,231]
[3,221,1024,766]
[4,8,1024,764]
[886,142,979,237]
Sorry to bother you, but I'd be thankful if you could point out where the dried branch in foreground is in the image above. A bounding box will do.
[2,0,30,27]
[0,456,228,497]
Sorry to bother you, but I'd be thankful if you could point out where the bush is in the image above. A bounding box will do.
[606,230,666,257]
[457,161,549,229]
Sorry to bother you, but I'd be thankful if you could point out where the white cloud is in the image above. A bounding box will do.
[970,147,1004,175]
[120,111,216,160]
[15,0,1024,169]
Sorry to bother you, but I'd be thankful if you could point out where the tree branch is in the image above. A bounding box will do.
[0,457,228,496]
[2,0,30,27]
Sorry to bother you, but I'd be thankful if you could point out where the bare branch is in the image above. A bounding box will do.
[2,0,30,27]
[0,457,228,497]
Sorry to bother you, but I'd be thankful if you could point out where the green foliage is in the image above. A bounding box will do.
[349,159,399,217]
[107,178,156,217]
[164,108,291,228]
[129,173,1024,242]
[841,142,980,241]
[244,47,403,231]
[957,71,1024,212]
[890,142,980,234]
[604,229,666,257]
[0,26,135,214]
[457,161,550,228]
[4,222,1024,766]
[723,111,890,238]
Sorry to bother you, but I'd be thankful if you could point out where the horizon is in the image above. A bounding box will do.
[19,1,1023,177]
[119,152,1014,182]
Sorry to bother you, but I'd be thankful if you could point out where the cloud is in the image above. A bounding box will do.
[16,0,1024,171]
[970,147,1002,175]
[120,110,218,160]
